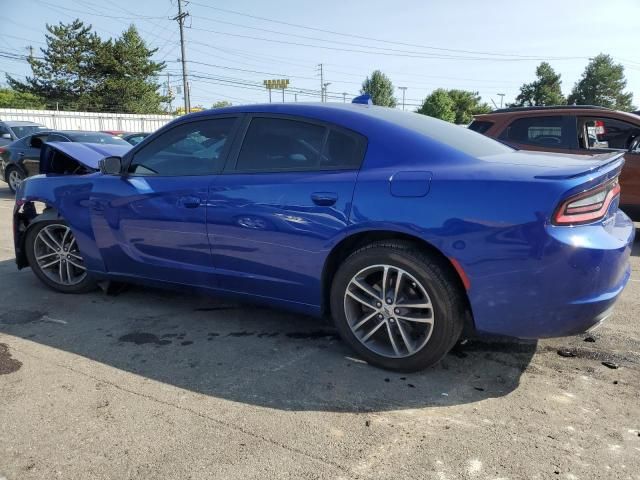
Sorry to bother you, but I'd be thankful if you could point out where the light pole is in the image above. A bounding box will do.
[398,86,407,110]
[497,93,505,108]
[342,92,348,103]
[323,82,331,102]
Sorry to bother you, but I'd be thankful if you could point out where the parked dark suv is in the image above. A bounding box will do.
[470,106,640,216]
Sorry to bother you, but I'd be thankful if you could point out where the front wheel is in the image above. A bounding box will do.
[330,242,465,372]
[25,220,96,293]
[6,167,25,194]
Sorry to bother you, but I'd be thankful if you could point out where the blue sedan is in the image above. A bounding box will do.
[12,99,635,371]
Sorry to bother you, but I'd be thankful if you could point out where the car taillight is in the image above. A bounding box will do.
[0,147,7,154]
[553,178,620,226]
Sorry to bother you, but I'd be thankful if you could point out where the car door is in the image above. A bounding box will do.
[498,115,577,153]
[20,133,50,176]
[90,116,240,286]
[207,114,367,307]
[574,116,640,209]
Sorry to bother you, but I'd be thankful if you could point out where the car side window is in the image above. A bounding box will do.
[235,117,326,172]
[128,118,236,176]
[321,129,367,169]
[0,124,10,136]
[500,116,570,149]
[579,117,640,151]
[29,134,49,149]
[47,134,70,143]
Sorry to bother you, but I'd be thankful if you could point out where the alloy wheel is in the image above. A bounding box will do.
[343,264,435,358]
[8,170,23,191]
[33,224,87,286]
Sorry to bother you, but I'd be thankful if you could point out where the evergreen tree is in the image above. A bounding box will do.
[8,19,102,110]
[94,25,168,113]
[512,62,566,107]
[568,54,634,111]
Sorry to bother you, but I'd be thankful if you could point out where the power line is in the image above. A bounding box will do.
[187,1,590,61]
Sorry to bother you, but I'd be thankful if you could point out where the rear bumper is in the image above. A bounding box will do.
[469,210,635,339]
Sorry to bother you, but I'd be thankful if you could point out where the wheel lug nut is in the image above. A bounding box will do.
[377,313,384,320]
[389,318,395,323]
[394,308,400,314]
[386,298,392,304]
[376,302,382,308]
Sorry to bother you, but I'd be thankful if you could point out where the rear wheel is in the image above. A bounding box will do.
[6,167,25,193]
[330,241,465,371]
[25,220,96,293]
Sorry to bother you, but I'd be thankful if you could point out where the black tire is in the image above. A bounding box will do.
[6,166,25,194]
[25,219,96,294]
[330,241,465,372]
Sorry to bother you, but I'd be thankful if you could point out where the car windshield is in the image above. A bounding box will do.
[66,132,129,145]
[11,125,48,139]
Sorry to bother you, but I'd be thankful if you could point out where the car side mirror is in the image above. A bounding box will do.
[99,156,123,175]
[1,133,11,140]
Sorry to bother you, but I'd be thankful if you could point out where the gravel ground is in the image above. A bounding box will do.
[0,185,638,480]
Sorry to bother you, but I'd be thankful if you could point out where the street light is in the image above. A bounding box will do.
[322,82,331,102]
[398,86,407,110]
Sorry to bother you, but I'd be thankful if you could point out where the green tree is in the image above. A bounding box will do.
[567,54,634,111]
[361,70,397,107]
[7,19,102,110]
[94,26,168,113]
[212,100,232,108]
[416,89,455,122]
[512,62,566,107]
[0,88,46,109]
[8,20,167,113]
[447,89,491,124]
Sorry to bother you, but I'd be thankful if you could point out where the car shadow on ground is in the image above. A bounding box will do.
[0,258,537,412]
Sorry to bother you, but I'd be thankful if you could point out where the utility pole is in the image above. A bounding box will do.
[174,0,190,114]
[318,63,324,102]
[342,92,347,103]
[398,87,407,110]
[497,93,505,108]
[28,45,34,60]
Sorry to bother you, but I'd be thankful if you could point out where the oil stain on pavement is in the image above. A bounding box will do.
[0,343,22,375]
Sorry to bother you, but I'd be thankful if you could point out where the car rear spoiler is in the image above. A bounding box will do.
[535,151,625,180]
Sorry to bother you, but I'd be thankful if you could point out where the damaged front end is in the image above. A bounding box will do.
[13,141,130,269]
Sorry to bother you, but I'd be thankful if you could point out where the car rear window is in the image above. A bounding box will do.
[11,125,48,139]
[500,116,571,149]
[67,133,129,145]
[365,108,513,157]
[468,120,494,134]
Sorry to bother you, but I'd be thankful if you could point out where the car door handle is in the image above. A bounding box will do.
[178,196,201,208]
[311,192,338,206]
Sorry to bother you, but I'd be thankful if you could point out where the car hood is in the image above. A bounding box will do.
[41,142,131,172]
[480,150,625,179]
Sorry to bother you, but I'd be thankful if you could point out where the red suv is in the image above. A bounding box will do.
[470,105,640,217]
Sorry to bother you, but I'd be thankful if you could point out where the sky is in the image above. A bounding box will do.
[2,0,640,111]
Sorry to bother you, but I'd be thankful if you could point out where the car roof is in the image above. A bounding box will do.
[3,120,46,126]
[184,102,462,135]
[474,105,640,123]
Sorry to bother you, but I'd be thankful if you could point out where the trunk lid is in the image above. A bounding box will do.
[481,150,625,180]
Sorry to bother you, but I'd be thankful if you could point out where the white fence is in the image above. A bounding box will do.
[0,108,176,132]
